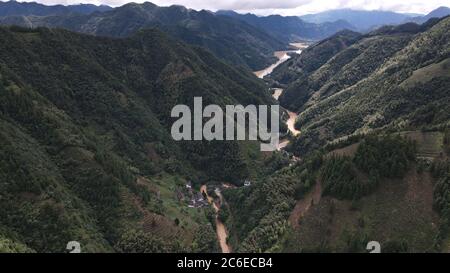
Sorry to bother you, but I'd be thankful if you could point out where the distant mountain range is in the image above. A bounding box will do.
[407,6,450,24]
[300,7,450,31]
[0,1,112,16]
[0,2,288,70]
[216,10,355,42]
[0,1,365,70]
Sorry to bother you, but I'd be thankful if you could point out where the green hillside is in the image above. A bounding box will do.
[270,30,361,86]
[272,18,450,155]
[222,18,450,253]
[0,26,272,253]
[0,3,449,254]
[224,132,449,252]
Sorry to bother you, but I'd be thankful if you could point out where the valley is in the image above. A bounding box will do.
[192,42,309,253]
[0,1,449,255]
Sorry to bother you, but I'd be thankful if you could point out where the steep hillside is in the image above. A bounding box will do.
[0,2,285,70]
[0,26,272,253]
[278,25,419,112]
[274,18,450,155]
[222,18,450,253]
[216,10,355,43]
[224,132,449,253]
[271,30,362,87]
[284,135,442,253]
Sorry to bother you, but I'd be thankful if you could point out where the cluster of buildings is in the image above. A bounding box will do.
[175,181,209,208]
[176,180,254,209]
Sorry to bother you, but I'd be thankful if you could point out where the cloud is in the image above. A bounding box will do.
[18,0,450,15]
[244,0,450,15]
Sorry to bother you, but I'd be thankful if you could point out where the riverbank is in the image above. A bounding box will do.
[271,88,301,137]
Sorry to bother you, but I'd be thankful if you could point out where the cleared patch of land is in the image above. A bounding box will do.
[289,181,322,228]
[400,58,450,89]
[400,131,444,159]
[285,167,439,252]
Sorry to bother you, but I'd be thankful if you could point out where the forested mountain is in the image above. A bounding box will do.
[0,25,274,252]
[273,17,450,155]
[0,1,112,16]
[300,9,417,31]
[216,10,355,43]
[221,17,450,253]
[0,2,285,70]
[1,1,449,255]
[270,29,362,85]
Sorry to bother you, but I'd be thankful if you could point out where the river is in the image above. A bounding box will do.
[254,43,307,79]
[254,43,307,148]
[254,51,292,79]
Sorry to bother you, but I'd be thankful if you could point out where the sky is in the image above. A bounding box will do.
[13,0,450,16]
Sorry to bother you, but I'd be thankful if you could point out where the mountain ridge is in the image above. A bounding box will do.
[216,10,356,42]
[0,2,286,70]
[407,6,450,24]
[0,1,112,16]
[300,8,415,31]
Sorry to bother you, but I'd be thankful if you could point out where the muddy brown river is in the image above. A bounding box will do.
[254,43,308,148]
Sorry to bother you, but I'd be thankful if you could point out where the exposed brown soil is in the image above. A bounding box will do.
[289,180,322,228]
